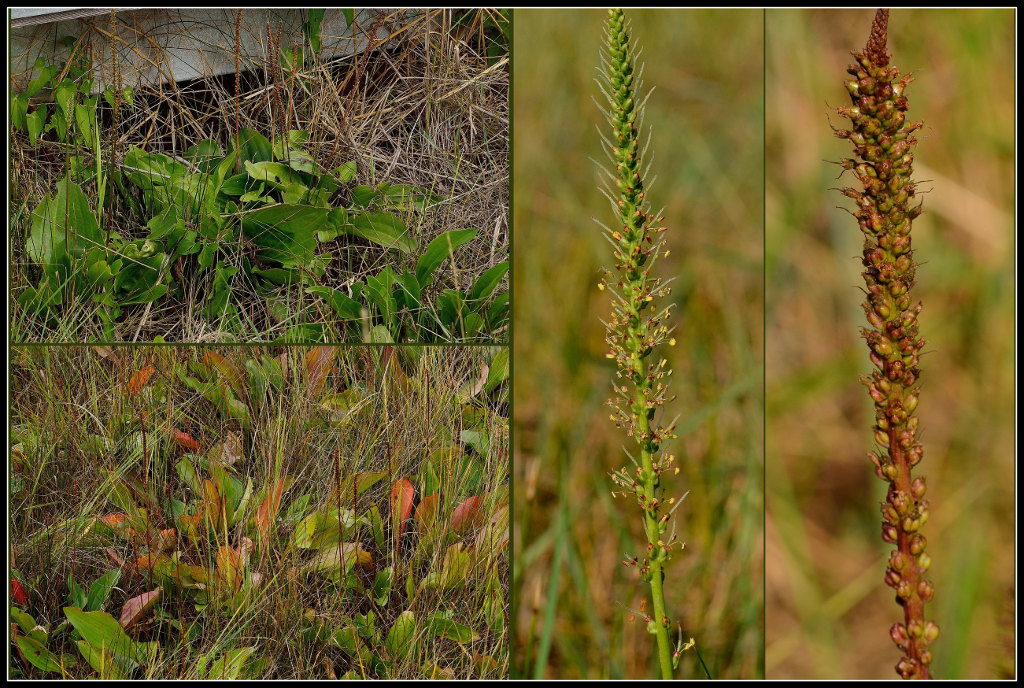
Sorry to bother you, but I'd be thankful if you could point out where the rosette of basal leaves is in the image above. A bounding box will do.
[836,9,938,680]
[597,8,685,680]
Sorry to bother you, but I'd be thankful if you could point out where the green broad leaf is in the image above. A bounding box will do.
[240,183,271,204]
[239,204,327,267]
[280,44,304,73]
[306,285,364,320]
[342,9,355,28]
[462,313,485,337]
[385,610,416,662]
[334,161,357,183]
[424,614,480,644]
[53,80,77,121]
[251,267,302,286]
[297,542,364,582]
[365,266,399,330]
[205,646,255,680]
[17,283,61,315]
[197,242,218,270]
[367,324,394,343]
[305,9,325,53]
[484,349,509,393]
[48,109,68,142]
[415,229,477,287]
[243,160,305,190]
[10,608,39,637]
[220,173,258,197]
[436,289,467,330]
[63,607,155,666]
[113,253,167,304]
[11,92,28,130]
[176,457,204,495]
[461,428,490,459]
[74,103,94,144]
[439,543,472,590]
[205,263,238,320]
[76,640,126,679]
[69,575,88,610]
[371,566,394,606]
[350,185,378,208]
[25,63,57,97]
[145,208,184,240]
[289,509,358,550]
[276,323,328,343]
[211,464,246,516]
[86,569,122,612]
[27,179,103,266]
[396,271,421,311]
[368,505,386,550]
[15,636,71,675]
[349,212,416,254]
[236,127,273,164]
[26,104,46,146]
[468,261,509,303]
[184,139,222,161]
[486,291,509,328]
[335,471,388,504]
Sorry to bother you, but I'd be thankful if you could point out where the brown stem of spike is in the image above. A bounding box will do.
[889,430,932,680]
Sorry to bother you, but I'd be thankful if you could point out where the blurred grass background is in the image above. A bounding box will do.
[512,9,763,679]
[765,9,1014,680]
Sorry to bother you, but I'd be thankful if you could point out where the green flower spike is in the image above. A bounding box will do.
[597,8,686,680]
[837,9,938,680]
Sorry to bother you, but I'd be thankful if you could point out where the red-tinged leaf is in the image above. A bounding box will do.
[415,493,441,536]
[304,346,337,395]
[119,588,160,629]
[390,478,415,539]
[255,477,287,543]
[11,578,29,605]
[106,548,125,567]
[127,364,155,395]
[378,346,410,395]
[451,496,485,535]
[171,428,200,451]
[215,545,245,592]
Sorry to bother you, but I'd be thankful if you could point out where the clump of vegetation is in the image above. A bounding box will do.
[596,9,693,679]
[10,345,508,678]
[835,9,938,679]
[10,9,509,343]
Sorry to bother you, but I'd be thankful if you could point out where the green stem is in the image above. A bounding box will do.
[643,444,675,679]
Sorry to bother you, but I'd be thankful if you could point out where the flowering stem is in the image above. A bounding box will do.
[599,8,682,679]
[837,9,939,679]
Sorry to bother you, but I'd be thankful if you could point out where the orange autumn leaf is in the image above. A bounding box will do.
[415,493,441,536]
[255,477,288,543]
[171,428,200,451]
[132,552,169,571]
[127,364,155,395]
[304,347,337,395]
[98,513,129,529]
[390,477,415,538]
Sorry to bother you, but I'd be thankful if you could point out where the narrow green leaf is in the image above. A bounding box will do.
[415,229,477,287]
